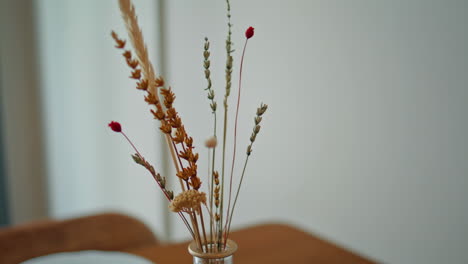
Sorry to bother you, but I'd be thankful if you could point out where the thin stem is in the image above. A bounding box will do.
[190,212,203,251]
[171,140,190,191]
[178,212,195,240]
[219,107,227,248]
[204,201,219,252]
[165,135,186,191]
[199,206,209,251]
[210,120,217,250]
[224,39,249,240]
[121,131,142,157]
[224,104,268,240]
[226,155,250,238]
[178,142,194,191]
[172,140,186,175]
[208,149,211,187]
[203,204,217,252]
[119,132,194,239]
[219,0,233,250]
[207,149,212,206]
[203,35,218,251]
[207,147,213,252]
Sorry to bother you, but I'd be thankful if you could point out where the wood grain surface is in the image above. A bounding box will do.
[127,223,378,264]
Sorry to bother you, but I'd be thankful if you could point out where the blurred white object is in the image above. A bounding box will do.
[21,250,154,264]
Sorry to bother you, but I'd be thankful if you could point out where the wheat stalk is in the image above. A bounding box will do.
[115,0,208,246]
[118,0,156,94]
[118,0,191,193]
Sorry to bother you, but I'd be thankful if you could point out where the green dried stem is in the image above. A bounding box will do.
[219,0,234,249]
[190,212,204,250]
[225,103,268,240]
[132,152,195,239]
[198,206,209,252]
[132,153,173,200]
[203,37,218,251]
[117,130,194,239]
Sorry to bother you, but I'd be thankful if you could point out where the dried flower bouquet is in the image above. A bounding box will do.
[108,0,268,253]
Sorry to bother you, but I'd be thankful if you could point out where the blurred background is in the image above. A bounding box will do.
[1,0,467,263]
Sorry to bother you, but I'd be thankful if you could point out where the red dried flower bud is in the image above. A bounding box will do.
[245,26,254,39]
[108,121,122,132]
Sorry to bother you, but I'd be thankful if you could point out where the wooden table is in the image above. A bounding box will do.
[127,224,377,264]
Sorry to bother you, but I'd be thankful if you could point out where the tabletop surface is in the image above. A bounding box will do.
[126,223,378,264]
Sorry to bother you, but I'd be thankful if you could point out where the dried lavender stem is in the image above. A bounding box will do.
[202,36,218,251]
[226,103,268,238]
[219,0,233,248]
[119,131,194,238]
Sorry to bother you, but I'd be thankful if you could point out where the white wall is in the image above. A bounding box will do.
[162,0,468,263]
[35,0,170,239]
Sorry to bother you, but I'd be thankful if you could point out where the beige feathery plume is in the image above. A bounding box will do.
[118,0,157,95]
[169,190,207,213]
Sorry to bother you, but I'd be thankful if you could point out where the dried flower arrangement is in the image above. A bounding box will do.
[108,0,268,253]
